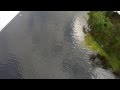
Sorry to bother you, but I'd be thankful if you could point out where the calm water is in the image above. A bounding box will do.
[0,11,114,79]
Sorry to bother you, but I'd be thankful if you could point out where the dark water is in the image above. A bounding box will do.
[0,11,92,79]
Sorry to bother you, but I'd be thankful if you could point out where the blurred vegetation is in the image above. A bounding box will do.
[85,11,120,74]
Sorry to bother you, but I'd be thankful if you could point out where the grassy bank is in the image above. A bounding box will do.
[85,11,120,74]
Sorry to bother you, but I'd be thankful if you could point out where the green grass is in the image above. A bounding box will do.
[84,33,120,73]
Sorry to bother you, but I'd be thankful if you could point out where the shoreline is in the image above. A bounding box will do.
[73,12,118,79]
[83,11,120,79]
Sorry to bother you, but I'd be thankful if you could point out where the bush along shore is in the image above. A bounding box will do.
[84,11,120,77]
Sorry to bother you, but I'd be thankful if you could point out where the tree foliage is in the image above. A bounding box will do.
[88,11,120,61]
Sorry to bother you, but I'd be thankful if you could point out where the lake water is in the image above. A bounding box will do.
[0,11,116,79]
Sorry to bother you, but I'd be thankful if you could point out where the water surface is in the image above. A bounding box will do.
[0,11,111,79]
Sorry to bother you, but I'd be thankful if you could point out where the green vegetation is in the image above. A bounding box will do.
[85,11,120,74]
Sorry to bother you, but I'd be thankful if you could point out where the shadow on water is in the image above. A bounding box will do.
[0,32,22,79]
